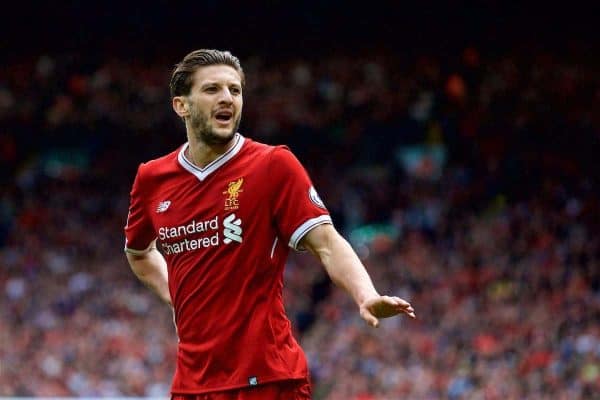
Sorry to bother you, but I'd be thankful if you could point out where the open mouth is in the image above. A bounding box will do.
[214,110,233,123]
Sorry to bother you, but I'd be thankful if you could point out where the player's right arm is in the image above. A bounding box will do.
[124,163,172,305]
[126,243,172,305]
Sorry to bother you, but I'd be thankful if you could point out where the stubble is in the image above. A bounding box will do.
[189,107,241,146]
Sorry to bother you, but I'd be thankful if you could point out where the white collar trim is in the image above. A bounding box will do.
[178,133,245,181]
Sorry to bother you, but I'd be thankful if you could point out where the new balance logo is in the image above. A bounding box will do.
[223,213,242,244]
[156,201,171,213]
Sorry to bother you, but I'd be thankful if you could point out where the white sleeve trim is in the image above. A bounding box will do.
[124,239,157,255]
[288,215,333,250]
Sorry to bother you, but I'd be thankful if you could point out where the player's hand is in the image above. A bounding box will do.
[359,296,416,328]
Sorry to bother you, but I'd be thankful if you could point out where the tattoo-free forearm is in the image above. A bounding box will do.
[302,224,379,306]
[126,248,171,305]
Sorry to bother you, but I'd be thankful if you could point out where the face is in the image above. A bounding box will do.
[179,65,243,146]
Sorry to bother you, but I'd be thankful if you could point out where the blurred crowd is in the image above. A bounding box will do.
[1,46,599,399]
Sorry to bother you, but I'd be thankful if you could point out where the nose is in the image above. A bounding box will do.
[218,88,233,104]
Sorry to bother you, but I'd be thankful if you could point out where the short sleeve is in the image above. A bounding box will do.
[124,163,157,254]
[269,146,332,250]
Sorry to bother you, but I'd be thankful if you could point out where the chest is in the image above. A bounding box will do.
[148,168,271,245]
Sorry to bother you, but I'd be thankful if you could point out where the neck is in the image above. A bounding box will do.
[185,134,237,168]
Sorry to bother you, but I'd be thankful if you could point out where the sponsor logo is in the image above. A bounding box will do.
[157,213,244,255]
[309,186,326,209]
[223,213,243,244]
[159,216,220,255]
[158,217,219,240]
[223,178,244,210]
[156,200,171,213]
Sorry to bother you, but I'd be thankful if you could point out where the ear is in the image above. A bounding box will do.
[172,96,189,118]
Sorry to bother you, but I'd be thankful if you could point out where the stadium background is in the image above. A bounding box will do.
[1,2,598,399]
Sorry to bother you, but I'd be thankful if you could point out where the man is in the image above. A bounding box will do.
[124,49,415,399]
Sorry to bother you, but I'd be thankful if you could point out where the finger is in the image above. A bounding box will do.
[401,307,416,318]
[361,310,380,328]
[391,305,414,316]
[399,302,416,316]
[382,296,410,308]
[376,297,416,319]
[390,296,412,308]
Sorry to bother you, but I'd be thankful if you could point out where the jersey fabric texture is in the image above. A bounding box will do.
[171,378,311,399]
[124,134,331,394]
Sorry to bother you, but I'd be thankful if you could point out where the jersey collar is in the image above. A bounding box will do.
[177,133,245,181]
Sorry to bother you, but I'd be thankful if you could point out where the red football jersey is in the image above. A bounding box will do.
[124,134,331,394]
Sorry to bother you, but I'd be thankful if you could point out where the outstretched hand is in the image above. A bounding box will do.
[360,296,416,328]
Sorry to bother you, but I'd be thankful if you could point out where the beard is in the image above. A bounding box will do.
[189,107,241,146]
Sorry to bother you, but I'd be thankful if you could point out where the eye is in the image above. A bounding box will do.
[230,86,242,95]
[204,86,218,93]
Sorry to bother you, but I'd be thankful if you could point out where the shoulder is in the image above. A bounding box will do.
[242,136,294,158]
[132,146,183,197]
[239,137,299,168]
[268,144,303,169]
[137,145,182,179]
[241,137,284,157]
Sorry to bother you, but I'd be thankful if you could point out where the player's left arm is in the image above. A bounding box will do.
[300,223,415,327]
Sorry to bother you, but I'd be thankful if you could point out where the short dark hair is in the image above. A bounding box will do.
[169,49,245,98]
